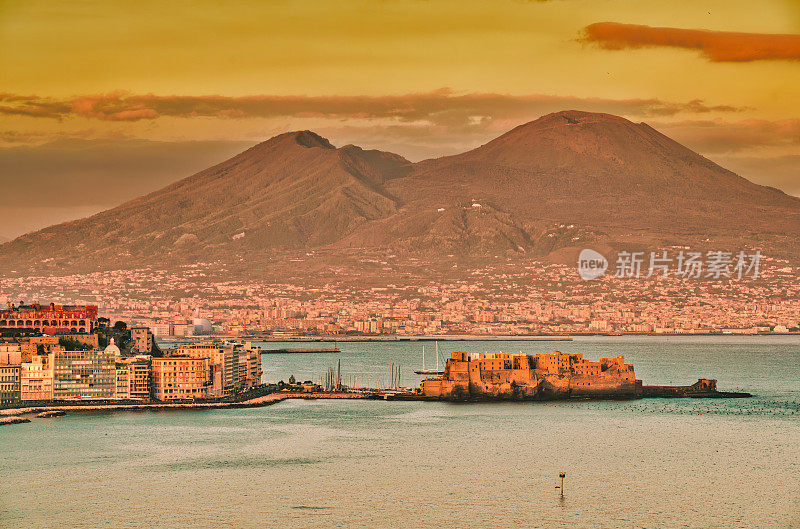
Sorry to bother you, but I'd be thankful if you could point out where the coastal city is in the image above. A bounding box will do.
[1,252,798,339]
[0,301,744,413]
[0,302,265,409]
[4,2,800,527]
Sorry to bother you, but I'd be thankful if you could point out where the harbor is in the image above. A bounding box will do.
[2,343,754,424]
[1,336,795,529]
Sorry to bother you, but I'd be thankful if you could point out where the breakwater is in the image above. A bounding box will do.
[1,382,753,422]
[0,391,381,419]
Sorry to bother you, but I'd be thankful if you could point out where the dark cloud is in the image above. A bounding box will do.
[582,22,800,62]
[0,93,72,119]
[0,89,743,126]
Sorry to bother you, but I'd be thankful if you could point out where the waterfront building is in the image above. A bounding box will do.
[20,352,55,401]
[180,341,261,394]
[238,343,263,388]
[114,354,151,400]
[127,355,152,399]
[115,363,130,399]
[171,342,239,396]
[151,356,210,400]
[0,364,21,407]
[0,302,99,334]
[53,350,116,399]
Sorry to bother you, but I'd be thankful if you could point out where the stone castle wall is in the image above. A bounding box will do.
[421,351,638,400]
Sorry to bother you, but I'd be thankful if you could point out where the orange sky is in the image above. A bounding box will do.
[1,0,799,238]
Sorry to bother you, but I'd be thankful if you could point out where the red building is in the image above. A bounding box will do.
[0,302,99,334]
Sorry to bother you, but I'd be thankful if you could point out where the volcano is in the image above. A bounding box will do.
[1,110,798,274]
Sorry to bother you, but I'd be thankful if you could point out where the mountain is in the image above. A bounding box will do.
[375,110,800,254]
[0,130,410,272]
[1,111,799,275]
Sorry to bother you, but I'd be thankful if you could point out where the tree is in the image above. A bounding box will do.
[58,337,93,351]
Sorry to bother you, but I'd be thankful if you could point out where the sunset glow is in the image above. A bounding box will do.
[1,0,799,238]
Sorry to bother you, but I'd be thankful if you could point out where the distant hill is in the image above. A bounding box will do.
[1,110,798,275]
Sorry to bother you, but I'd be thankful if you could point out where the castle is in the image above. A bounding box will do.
[0,302,99,334]
[420,351,639,400]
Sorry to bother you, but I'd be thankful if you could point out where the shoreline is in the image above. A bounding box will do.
[0,391,381,418]
[0,387,753,421]
[160,336,576,343]
[156,333,799,343]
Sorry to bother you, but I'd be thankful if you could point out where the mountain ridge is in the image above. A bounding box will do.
[1,110,798,274]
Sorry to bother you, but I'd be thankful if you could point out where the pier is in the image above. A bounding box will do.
[262,347,341,354]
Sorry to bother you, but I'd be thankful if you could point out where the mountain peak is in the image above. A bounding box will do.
[259,130,336,150]
[458,109,644,164]
[293,130,335,149]
[515,109,634,132]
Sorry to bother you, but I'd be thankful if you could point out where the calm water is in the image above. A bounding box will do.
[1,336,799,529]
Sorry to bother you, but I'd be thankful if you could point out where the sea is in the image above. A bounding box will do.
[1,336,798,529]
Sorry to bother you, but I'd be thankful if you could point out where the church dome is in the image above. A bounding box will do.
[104,337,121,357]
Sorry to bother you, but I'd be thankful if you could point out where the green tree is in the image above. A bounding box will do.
[58,337,93,351]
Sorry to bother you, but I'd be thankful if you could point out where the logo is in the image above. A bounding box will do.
[576,248,760,280]
[577,249,608,280]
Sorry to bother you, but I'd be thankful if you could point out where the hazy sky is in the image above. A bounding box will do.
[1,0,799,238]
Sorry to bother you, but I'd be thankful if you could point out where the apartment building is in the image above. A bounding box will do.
[151,356,210,401]
[21,352,55,401]
[0,364,21,407]
[53,350,116,399]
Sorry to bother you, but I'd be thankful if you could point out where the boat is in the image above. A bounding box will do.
[414,343,445,375]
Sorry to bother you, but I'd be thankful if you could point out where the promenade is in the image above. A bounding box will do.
[0,391,379,420]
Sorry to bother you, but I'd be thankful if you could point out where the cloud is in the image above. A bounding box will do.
[582,22,800,62]
[0,93,72,118]
[0,89,744,127]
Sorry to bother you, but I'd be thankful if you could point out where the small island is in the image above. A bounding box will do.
[419,351,751,401]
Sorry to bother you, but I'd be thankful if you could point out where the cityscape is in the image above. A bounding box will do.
[0,299,747,410]
[0,303,264,408]
[2,1,799,528]
[2,252,797,338]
